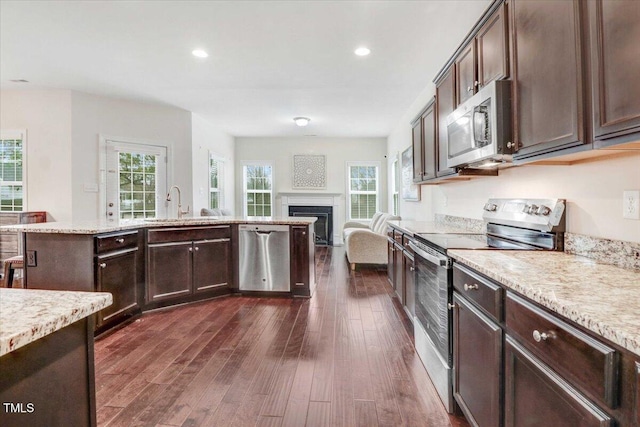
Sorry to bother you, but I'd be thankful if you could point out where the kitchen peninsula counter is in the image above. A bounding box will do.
[0,216,317,234]
[448,249,640,357]
[0,289,112,426]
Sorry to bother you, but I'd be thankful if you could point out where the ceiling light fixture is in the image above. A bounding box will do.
[354,47,371,56]
[293,117,311,127]
[192,49,209,58]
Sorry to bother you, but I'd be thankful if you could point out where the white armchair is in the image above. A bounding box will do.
[343,212,400,270]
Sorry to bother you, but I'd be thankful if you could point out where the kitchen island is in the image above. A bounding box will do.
[0,288,112,427]
[3,217,317,334]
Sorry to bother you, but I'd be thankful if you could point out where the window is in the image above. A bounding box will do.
[243,163,273,217]
[391,157,399,216]
[347,162,380,220]
[0,130,25,211]
[118,152,158,219]
[209,155,224,209]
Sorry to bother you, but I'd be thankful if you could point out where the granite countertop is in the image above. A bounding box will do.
[0,216,318,234]
[448,250,640,357]
[387,220,482,236]
[0,289,112,356]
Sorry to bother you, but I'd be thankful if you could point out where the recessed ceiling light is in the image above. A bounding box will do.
[293,117,311,127]
[354,47,371,56]
[9,79,29,83]
[192,49,208,58]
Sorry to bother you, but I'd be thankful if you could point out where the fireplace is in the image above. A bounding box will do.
[289,205,333,246]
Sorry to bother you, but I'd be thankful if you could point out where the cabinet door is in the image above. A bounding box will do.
[387,239,395,286]
[589,0,640,143]
[192,238,231,293]
[505,337,613,427]
[96,248,138,326]
[477,2,508,88]
[422,100,437,181]
[394,243,404,303]
[403,252,415,318]
[436,67,457,177]
[290,226,309,295]
[511,0,587,159]
[412,119,423,182]
[453,293,502,427]
[147,242,192,302]
[455,42,477,105]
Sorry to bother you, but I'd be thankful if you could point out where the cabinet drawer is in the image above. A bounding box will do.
[453,264,503,322]
[95,231,139,254]
[402,235,413,251]
[506,292,618,408]
[393,230,403,244]
[147,226,231,244]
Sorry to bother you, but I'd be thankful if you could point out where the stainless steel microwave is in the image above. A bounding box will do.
[446,80,513,169]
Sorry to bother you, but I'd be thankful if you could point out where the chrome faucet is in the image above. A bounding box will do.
[166,185,190,219]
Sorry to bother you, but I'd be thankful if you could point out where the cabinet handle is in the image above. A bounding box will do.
[99,263,107,269]
[302,232,306,235]
[463,283,479,291]
[447,303,456,310]
[474,80,481,88]
[115,238,125,244]
[507,141,514,149]
[533,330,555,342]
[467,86,473,93]
[188,247,193,252]
[410,266,415,272]
[194,247,199,251]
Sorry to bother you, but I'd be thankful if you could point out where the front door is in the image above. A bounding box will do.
[104,140,167,221]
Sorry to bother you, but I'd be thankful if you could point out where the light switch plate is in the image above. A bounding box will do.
[623,190,640,220]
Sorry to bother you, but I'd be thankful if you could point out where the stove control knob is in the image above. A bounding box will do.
[536,205,551,216]
[483,203,497,212]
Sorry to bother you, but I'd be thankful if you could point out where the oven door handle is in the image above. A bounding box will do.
[408,242,451,268]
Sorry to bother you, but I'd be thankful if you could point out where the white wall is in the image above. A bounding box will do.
[191,113,235,214]
[0,90,73,221]
[235,137,387,226]
[432,153,640,243]
[71,91,193,220]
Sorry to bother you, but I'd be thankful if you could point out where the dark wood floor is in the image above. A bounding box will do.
[94,246,469,427]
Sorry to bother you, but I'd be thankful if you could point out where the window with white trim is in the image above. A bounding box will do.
[347,162,380,220]
[243,163,273,217]
[0,130,26,211]
[391,157,399,216]
[209,155,224,209]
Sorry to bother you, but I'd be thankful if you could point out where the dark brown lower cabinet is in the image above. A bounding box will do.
[290,225,315,297]
[147,241,193,302]
[453,293,502,427]
[394,241,404,303]
[193,238,231,293]
[387,238,395,287]
[504,336,613,427]
[403,250,415,318]
[96,247,138,327]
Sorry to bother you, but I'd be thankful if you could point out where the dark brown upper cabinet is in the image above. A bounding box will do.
[588,0,640,148]
[510,0,588,161]
[436,66,457,177]
[455,2,508,107]
[411,98,436,183]
[455,42,477,106]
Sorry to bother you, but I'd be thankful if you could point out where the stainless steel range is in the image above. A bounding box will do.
[410,198,566,413]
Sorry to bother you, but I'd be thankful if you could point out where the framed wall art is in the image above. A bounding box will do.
[292,154,326,189]
[401,146,420,201]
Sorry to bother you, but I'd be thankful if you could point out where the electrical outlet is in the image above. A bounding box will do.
[623,190,640,220]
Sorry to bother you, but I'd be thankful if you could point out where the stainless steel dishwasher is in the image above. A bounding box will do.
[238,224,290,292]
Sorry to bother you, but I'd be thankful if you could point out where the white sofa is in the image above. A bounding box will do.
[342,212,400,270]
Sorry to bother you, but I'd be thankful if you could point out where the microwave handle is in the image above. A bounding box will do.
[473,106,489,146]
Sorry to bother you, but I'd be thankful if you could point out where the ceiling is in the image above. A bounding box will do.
[0,0,490,138]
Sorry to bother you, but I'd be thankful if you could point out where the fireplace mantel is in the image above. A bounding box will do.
[278,193,344,245]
